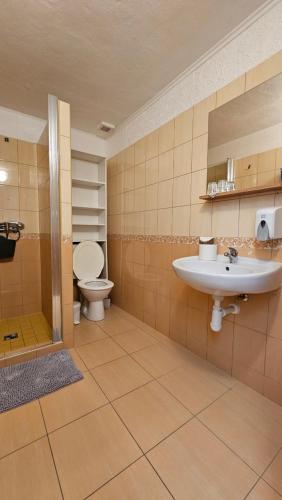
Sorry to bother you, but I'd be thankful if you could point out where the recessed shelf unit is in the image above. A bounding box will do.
[71,149,107,277]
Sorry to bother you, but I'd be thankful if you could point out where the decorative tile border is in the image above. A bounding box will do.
[108,233,281,249]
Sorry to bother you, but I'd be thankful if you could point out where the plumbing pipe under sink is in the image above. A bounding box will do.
[210,295,240,332]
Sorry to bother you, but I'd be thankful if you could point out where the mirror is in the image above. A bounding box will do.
[207,72,282,195]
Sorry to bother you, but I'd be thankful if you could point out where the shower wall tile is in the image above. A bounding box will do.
[107,50,282,406]
[0,136,42,322]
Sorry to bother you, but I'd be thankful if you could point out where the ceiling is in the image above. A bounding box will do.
[0,0,267,134]
[209,72,282,148]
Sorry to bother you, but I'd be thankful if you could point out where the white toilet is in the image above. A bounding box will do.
[73,241,114,321]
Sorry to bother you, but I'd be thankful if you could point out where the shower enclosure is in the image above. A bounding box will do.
[0,94,62,358]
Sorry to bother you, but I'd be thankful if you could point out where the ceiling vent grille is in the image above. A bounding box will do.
[97,121,115,133]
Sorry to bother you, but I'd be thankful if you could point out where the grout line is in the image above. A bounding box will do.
[0,433,46,462]
[38,399,65,500]
[144,455,176,500]
[46,401,110,437]
[82,456,143,500]
[196,416,261,478]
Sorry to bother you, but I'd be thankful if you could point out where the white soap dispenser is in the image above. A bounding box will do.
[256,207,282,241]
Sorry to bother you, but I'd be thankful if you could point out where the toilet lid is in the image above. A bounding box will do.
[73,241,104,279]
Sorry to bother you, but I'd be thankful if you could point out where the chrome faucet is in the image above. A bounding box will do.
[224,247,238,264]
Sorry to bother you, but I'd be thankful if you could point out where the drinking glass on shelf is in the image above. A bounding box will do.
[207,182,218,196]
[217,179,227,192]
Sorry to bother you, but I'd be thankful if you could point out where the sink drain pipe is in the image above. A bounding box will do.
[210,296,240,332]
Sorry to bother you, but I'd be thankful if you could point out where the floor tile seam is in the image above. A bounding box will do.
[195,415,264,477]
[109,334,163,379]
[38,399,65,500]
[87,369,145,458]
[74,333,110,349]
[156,375,232,417]
[143,455,176,500]
[259,477,282,498]
[137,414,196,456]
[82,455,144,500]
[79,352,129,371]
[96,377,155,404]
[260,444,282,484]
[113,306,241,389]
[242,476,262,500]
[45,401,110,437]
[0,433,46,463]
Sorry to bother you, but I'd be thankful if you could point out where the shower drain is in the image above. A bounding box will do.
[3,332,18,341]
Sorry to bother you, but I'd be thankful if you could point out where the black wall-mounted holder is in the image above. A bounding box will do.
[0,221,24,260]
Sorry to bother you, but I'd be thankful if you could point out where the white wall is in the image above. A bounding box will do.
[0,105,106,157]
[107,0,282,157]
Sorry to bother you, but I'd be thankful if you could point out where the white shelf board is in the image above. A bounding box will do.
[72,178,105,188]
[72,223,105,227]
[72,205,106,211]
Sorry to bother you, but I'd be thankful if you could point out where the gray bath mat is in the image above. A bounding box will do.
[0,350,83,412]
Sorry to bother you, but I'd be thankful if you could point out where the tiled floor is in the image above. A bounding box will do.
[0,305,282,500]
[0,312,52,354]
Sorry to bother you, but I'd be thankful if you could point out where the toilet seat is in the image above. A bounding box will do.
[73,241,105,280]
[78,278,114,291]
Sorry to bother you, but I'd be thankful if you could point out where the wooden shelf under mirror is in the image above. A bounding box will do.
[200,183,282,201]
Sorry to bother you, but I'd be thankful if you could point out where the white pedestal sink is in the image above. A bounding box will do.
[172,255,282,331]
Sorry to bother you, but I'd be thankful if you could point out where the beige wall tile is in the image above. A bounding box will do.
[19,165,38,189]
[18,140,37,166]
[61,202,72,236]
[257,170,276,187]
[246,51,282,91]
[134,162,146,188]
[59,136,71,171]
[192,134,208,172]
[20,211,39,233]
[172,206,190,236]
[158,149,173,181]
[233,325,266,374]
[174,108,193,147]
[134,138,146,165]
[145,184,158,211]
[145,157,158,185]
[124,145,134,169]
[193,94,216,138]
[158,179,173,209]
[257,149,276,172]
[157,208,172,235]
[0,135,18,162]
[265,336,282,384]
[190,169,207,204]
[173,141,192,177]
[173,174,191,206]
[0,185,19,210]
[134,187,146,212]
[145,210,158,235]
[123,190,134,213]
[145,130,158,160]
[123,167,135,191]
[58,100,71,137]
[212,199,239,237]
[0,161,18,186]
[190,203,212,236]
[216,75,246,107]
[158,120,174,154]
[60,169,72,204]
[20,187,38,212]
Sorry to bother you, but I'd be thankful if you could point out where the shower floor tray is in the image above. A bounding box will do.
[0,313,52,355]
